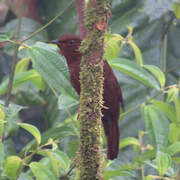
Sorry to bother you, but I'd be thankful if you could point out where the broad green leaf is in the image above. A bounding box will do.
[151,100,176,123]
[104,169,135,179]
[0,142,4,166]
[20,125,76,155]
[15,58,31,74]
[143,65,165,87]
[0,71,42,96]
[141,105,169,151]
[104,34,121,61]
[0,105,5,136]
[109,58,160,89]
[174,98,180,124]
[38,150,59,179]
[167,142,180,156]
[18,123,41,145]
[169,123,180,143]
[49,149,71,170]
[173,2,180,19]
[27,42,78,105]
[4,156,22,180]
[0,32,13,42]
[119,137,140,149]
[166,87,179,103]
[58,94,78,109]
[0,102,24,135]
[30,162,56,180]
[156,151,172,176]
[128,41,143,66]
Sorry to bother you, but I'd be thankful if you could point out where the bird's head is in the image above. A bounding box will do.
[51,34,82,62]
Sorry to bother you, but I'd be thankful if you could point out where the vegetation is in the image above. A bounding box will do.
[0,0,180,179]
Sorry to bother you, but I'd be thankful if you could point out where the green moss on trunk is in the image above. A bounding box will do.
[78,0,110,179]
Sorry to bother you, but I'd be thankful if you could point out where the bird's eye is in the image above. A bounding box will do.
[68,40,75,45]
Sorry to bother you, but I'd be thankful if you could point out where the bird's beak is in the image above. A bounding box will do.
[50,40,59,44]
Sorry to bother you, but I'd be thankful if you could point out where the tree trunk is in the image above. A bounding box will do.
[78,0,111,179]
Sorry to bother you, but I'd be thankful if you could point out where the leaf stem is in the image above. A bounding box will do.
[5,0,24,107]
[22,0,74,42]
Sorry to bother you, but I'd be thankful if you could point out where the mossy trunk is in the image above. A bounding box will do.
[78,0,110,179]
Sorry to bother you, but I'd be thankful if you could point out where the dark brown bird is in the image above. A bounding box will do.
[51,34,124,160]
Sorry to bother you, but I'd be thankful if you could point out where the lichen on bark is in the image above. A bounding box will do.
[77,0,111,179]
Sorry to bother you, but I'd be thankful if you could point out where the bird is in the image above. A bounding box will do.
[51,34,124,160]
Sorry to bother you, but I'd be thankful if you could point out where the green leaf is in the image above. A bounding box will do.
[173,2,180,19]
[174,98,180,124]
[4,156,22,180]
[166,87,179,103]
[27,42,79,108]
[169,123,180,143]
[141,105,169,151]
[151,100,176,123]
[30,162,56,180]
[156,151,172,176]
[38,150,59,179]
[109,58,160,89]
[104,169,135,179]
[0,105,5,136]
[18,123,41,145]
[15,58,31,74]
[104,34,120,61]
[128,41,143,66]
[0,142,4,166]
[0,32,13,42]
[20,125,76,155]
[119,137,140,149]
[0,71,43,96]
[167,142,180,156]
[58,94,78,109]
[143,65,165,87]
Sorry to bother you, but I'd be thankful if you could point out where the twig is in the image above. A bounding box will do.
[5,0,24,106]
[22,0,74,42]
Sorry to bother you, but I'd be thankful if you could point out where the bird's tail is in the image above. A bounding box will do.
[102,118,120,160]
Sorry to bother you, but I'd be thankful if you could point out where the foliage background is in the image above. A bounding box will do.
[0,0,180,179]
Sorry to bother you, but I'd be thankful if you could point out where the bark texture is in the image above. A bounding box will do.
[78,0,111,179]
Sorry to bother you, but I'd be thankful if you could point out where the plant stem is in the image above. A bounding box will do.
[22,0,74,42]
[5,0,24,107]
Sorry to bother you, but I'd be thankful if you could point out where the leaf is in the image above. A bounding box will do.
[49,149,71,170]
[166,87,179,103]
[143,65,165,88]
[141,105,169,151]
[20,125,76,155]
[119,137,140,149]
[0,71,43,96]
[0,105,5,136]
[0,32,13,42]
[128,41,143,66]
[173,2,180,19]
[58,94,78,109]
[156,151,172,176]
[18,123,41,145]
[169,123,180,143]
[27,42,79,105]
[167,142,180,156]
[4,156,22,180]
[30,162,56,180]
[104,169,135,179]
[151,100,176,123]
[104,34,121,61]
[174,98,180,124]
[109,58,160,89]
[38,150,59,179]
[0,142,4,166]
[15,58,31,74]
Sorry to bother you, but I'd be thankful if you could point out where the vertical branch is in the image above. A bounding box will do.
[76,0,87,38]
[5,0,24,106]
[78,0,111,179]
